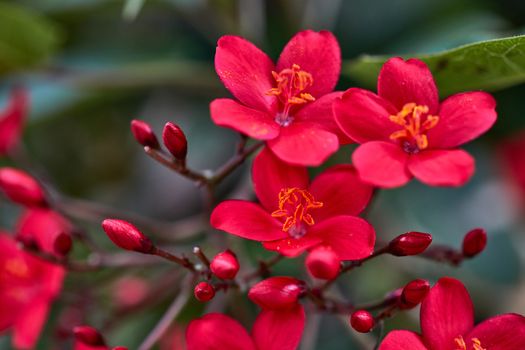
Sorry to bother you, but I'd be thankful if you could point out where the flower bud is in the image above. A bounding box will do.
[388,232,432,256]
[400,279,430,309]
[131,119,159,149]
[101,219,154,253]
[162,122,187,162]
[462,228,487,258]
[350,310,374,333]
[113,347,128,350]
[73,326,106,346]
[194,282,215,302]
[0,167,46,207]
[53,232,73,256]
[248,276,304,310]
[0,88,28,156]
[210,250,239,280]
[305,246,340,280]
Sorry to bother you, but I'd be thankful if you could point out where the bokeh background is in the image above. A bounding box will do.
[1,0,525,349]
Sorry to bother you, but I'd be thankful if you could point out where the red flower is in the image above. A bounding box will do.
[0,88,28,156]
[334,58,497,188]
[211,30,348,166]
[0,231,65,349]
[379,277,525,350]
[211,148,375,259]
[186,305,305,350]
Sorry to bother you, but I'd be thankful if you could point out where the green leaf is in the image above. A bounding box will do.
[345,35,525,96]
[0,3,61,75]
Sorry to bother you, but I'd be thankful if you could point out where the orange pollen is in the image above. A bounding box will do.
[389,103,439,152]
[454,336,486,350]
[271,188,323,235]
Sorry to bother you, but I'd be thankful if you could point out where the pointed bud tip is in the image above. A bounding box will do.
[101,219,153,253]
[73,326,106,346]
[131,119,159,149]
[162,122,188,161]
[194,282,215,302]
[305,246,340,280]
[462,228,487,258]
[350,310,374,333]
[210,250,239,280]
[388,231,432,256]
[0,167,46,207]
[400,279,430,308]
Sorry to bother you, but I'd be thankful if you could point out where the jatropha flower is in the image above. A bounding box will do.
[0,231,65,349]
[379,277,525,350]
[186,305,305,350]
[211,148,375,259]
[0,88,28,156]
[211,30,349,166]
[334,57,497,188]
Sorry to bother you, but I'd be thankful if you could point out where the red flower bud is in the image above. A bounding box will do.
[113,347,128,350]
[73,326,106,346]
[162,122,187,161]
[462,228,487,258]
[305,246,340,280]
[101,219,154,253]
[400,279,430,308]
[388,231,432,256]
[248,276,304,310]
[194,282,215,302]
[350,310,374,333]
[210,250,239,280]
[53,232,73,256]
[131,119,159,149]
[0,167,46,207]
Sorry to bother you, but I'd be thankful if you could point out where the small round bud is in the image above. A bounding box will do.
[101,219,154,253]
[0,167,46,207]
[162,122,187,161]
[210,250,239,280]
[305,246,340,280]
[400,279,430,308]
[350,310,374,333]
[194,282,215,302]
[248,277,304,310]
[73,326,106,346]
[388,232,432,256]
[131,119,160,149]
[53,232,73,256]
[462,228,487,258]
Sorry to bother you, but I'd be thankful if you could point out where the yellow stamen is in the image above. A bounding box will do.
[454,336,486,350]
[389,103,439,152]
[271,188,323,235]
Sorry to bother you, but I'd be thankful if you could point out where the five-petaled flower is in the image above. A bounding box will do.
[379,277,525,350]
[211,148,375,259]
[211,30,350,166]
[334,57,497,188]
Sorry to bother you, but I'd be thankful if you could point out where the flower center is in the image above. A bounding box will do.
[267,64,315,127]
[454,335,486,350]
[271,188,323,238]
[389,103,439,154]
[4,258,29,278]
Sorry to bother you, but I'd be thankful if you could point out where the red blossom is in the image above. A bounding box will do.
[248,277,304,310]
[0,88,28,156]
[379,277,525,350]
[211,30,347,166]
[211,148,375,259]
[0,167,46,207]
[334,57,497,188]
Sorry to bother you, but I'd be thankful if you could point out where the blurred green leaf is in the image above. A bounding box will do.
[0,2,61,75]
[345,35,525,96]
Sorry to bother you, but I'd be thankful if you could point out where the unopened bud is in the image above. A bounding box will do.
[53,232,73,256]
[112,347,128,350]
[73,326,106,346]
[162,122,187,162]
[210,250,239,280]
[194,282,215,302]
[248,276,304,310]
[131,119,159,149]
[101,219,154,253]
[462,228,487,258]
[0,167,46,207]
[388,232,432,256]
[400,279,430,308]
[305,246,340,280]
[350,310,374,333]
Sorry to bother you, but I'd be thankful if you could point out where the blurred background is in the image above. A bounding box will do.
[1,0,525,348]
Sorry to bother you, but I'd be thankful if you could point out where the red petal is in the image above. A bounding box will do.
[263,234,322,257]
[0,88,28,155]
[252,304,305,350]
[267,122,339,166]
[215,35,276,112]
[378,58,439,114]
[13,297,50,350]
[309,165,373,221]
[428,91,497,148]
[277,30,341,98]
[309,216,375,260]
[421,277,474,350]
[210,200,286,242]
[210,99,279,140]
[408,149,474,187]
[466,313,525,350]
[333,88,398,143]
[186,313,256,350]
[352,141,411,188]
[378,330,428,350]
[252,148,309,212]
